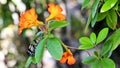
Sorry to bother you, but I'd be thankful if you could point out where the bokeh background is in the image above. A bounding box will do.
[0,0,120,68]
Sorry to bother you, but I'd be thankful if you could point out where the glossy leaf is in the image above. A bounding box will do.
[25,57,32,67]
[48,34,54,38]
[82,0,90,9]
[111,28,120,51]
[85,14,92,32]
[100,0,118,13]
[35,38,46,63]
[102,28,120,56]
[96,28,109,44]
[82,56,97,64]
[97,12,107,22]
[118,6,120,11]
[101,40,113,56]
[113,3,118,10]
[79,37,94,49]
[32,56,37,64]
[78,44,94,50]
[91,0,99,18]
[91,60,101,68]
[79,37,93,45]
[91,12,98,27]
[106,10,117,30]
[49,20,69,31]
[47,37,63,60]
[94,51,99,57]
[90,32,96,44]
[101,58,115,68]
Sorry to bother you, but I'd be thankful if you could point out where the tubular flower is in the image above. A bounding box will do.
[46,3,66,22]
[60,49,76,65]
[18,8,43,34]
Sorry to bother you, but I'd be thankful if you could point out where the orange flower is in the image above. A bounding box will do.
[60,49,76,65]
[18,8,43,34]
[46,3,66,22]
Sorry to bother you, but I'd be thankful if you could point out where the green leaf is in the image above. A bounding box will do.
[101,58,115,68]
[101,40,113,56]
[35,38,46,63]
[91,12,98,27]
[118,6,120,11]
[97,12,107,22]
[91,60,101,68]
[78,45,94,50]
[94,51,100,57]
[79,37,94,50]
[49,20,69,31]
[85,13,92,32]
[96,28,109,44]
[106,10,117,30]
[82,0,90,9]
[90,32,96,44]
[48,34,54,38]
[82,56,97,64]
[113,2,118,10]
[102,28,120,56]
[111,28,120,50]
[100,0,118,13]
[47,37,63,60]
[79,37,93,45]
[32,56,37,64]
[91,0,99,18]
[25,57,32,68]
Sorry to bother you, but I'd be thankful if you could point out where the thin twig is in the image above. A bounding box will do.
[66,46,80,50]
[86,50,91,56]
[116,10,120,17]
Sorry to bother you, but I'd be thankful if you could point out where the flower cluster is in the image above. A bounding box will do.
[18,3,65,35]
[18,3,76,65]
[60,49,76,65]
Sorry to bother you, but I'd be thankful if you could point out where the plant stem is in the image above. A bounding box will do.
[66,46,80,50]
[86,50,91,56]
[54,36,68,51]
[116,10,120,17]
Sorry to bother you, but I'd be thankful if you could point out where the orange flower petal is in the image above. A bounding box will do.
[60,52,68,64]
[18,8,43,35]
[48,3,62,14]
[59,49,76,65]
[46,3,66,22]
[55,14,66,21]
[18,27,24,35]
[67,56,76,65]
[60,57,67,64]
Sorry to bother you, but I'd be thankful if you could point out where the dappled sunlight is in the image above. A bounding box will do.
[0,0,7,4]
